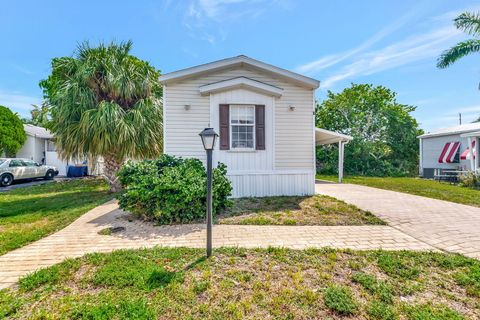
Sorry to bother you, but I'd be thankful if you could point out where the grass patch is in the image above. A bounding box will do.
[324,285,358,315]
[0,178,113,255]
[218,194,385,226]
[317,175,480,207]
[2,248,479,319]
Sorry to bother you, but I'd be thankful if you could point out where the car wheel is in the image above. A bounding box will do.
[1,174,13,187]
[45,170,55,180]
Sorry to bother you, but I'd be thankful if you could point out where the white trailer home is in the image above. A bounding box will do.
[15,124,104,176]
[159,55,351,197]
[418,122,480,178]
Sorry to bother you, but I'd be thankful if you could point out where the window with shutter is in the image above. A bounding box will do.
[230,105,255,150]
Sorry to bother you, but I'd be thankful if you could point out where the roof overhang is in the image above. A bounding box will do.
[199,77,283,97]
[315,128,353,145]
[461,131,480,138]
[159,55,320,89]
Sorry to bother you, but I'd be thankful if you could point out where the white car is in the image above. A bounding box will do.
[0,158,58,187]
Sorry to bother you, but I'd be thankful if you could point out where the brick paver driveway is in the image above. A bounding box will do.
[0,200,432,289]
[316,182,480,260]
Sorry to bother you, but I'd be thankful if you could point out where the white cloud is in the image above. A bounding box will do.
[321,26,463,89]
[183,0,288,43]
[0,91,41,117]
[296,9,418,74]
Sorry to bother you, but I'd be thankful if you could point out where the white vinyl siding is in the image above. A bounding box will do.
[421,135,471,170]
[164,66,314,169]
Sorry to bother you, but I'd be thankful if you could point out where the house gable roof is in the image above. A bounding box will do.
[418,122,480,139]
[23,124,53,139]
[199,77,284,97]
[159,55,320,89]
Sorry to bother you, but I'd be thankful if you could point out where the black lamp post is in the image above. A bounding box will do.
[199,128,218,257]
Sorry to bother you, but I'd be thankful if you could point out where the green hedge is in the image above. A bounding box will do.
[117,155,232,224]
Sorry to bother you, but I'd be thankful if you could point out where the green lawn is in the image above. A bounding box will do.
[1,247,479,319]
[218,195,385,226]
[317,175,480,207]
[0,179,113,255]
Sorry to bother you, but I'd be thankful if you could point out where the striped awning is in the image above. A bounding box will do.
[438,142,461,163]
[461,140,476,160]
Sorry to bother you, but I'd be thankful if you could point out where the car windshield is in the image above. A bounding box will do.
[0,159,6,166]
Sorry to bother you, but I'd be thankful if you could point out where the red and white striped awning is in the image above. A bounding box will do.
[461,140,476,160]
[438,142,461,163]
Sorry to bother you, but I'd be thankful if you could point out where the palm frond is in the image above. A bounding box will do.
[454,11,480,36]
[437,39,480,68]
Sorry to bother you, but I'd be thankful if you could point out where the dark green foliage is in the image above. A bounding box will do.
[0,105,26,156]
[316,84,423,176]
[19,258,80,291]
[117,154,232,224]
[455,264,480,297]
[376,251,420,280]
[323,285,357,315]
[367,301,398,320]
[71,298,155,320]
[404,303,464,320]
[352,272,393,303]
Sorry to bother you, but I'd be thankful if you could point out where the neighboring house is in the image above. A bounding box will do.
[15,124,104,176]
[160,55,351,197]
[418,122,480,178]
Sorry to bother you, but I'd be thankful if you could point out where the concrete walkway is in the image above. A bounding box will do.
[316,183,480,260]
[0,200,432,289]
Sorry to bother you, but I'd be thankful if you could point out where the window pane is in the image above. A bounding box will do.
[231,105,254,124]
[231,125,254,149]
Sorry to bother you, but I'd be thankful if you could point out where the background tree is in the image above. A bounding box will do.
[0,106,27,156]
[437,11,480,69]
[316,84,423,176]
[40,41,163,192]
[22,103,51,128]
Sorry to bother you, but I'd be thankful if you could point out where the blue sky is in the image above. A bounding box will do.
[1,0,479,132]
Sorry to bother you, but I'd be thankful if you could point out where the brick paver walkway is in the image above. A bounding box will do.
[316,183,480,260]
[0,200,432,289]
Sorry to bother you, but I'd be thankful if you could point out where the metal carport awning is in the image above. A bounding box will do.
[315,128,353,183]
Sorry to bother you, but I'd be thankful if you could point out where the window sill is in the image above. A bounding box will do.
[226,149,257,153]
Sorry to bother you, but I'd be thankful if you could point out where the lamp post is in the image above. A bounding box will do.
[199,128,218,257]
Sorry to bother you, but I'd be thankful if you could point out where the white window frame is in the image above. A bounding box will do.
[229,104,255,151]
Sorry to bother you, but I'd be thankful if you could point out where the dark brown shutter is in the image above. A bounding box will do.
[255,105,265,150]
[219,104,230,150]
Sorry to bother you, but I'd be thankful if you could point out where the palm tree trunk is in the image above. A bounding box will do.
[103,153,123,192]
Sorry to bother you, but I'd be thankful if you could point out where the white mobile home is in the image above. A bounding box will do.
[159,55,351,197]
[16,124,70,176]
[418,123,480,178]
[15,124,104,177]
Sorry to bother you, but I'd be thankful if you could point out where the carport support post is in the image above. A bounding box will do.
[468,137,475,171]
[338,141,344,183]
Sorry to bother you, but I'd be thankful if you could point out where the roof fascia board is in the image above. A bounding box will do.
[199,77,283,97]
[159,56,320,89]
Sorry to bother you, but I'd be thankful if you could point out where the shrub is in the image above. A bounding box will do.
[117,155,232,224]
[458,171,480,188]
[323,285,357,315]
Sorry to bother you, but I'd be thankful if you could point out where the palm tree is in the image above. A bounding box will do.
[40,41,163,192]
[437,11,480,69]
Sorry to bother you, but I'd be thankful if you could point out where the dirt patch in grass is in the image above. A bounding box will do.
[217,195,385,226]
[2,248,479,319]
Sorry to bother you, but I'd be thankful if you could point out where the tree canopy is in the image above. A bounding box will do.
[22,103,51,128]
[316,84,423,176]
[0,105,26,156]
[40,41,163,191]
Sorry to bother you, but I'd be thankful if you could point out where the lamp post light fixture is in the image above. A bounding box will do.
[199,128,218,257]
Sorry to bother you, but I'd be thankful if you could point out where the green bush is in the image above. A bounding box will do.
[323,285,357,315]
[458,171,480,189]
[117,155,232,224]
